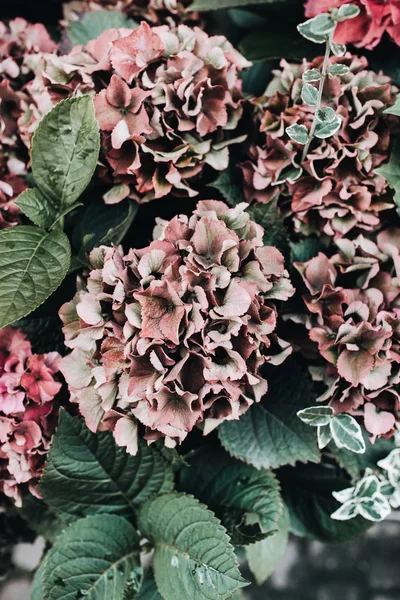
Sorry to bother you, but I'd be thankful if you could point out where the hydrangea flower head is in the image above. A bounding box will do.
[0,327,62,506]
[18,21,251,203]
[59,200,294,453]
[241,55,398,239]
[293,228,400,442]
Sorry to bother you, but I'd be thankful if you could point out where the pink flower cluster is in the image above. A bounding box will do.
[241,55,398,240]
[305,0,400,49]
[18,21,250,203]
[0,327,62,506]
[294,228,400,442]
[59,200,294,453]
[0,18,57,230]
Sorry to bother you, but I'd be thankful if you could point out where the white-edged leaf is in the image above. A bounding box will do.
[330,42,346,56]
[328,64,350,77]
[314,114,342,139]
[286,123,309,145]
[330,500,358,521]
[302,68,321,82]
[31,95,100,209]
[358,495,391,522]
[41,410,174,522]
[310,13,335,35]
[301,83,318,106]
[337,4,361,20]
[0,226,70,327]
[297,19,327,43]
[297,406,334,427]
[315,106,336,123]
[318,424,332,449]
[246,506,289,585]
[138,493,249,600]
[330,414,366,454]
[42,515,142,599]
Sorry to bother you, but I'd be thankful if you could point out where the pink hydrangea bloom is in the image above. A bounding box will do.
[293,228,400,442]
[240,55,398,239]
[18,21,251,202]
[0,327,62,506]
[59,200,294,453]
[305,0,400,50]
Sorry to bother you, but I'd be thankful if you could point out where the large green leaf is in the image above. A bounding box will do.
[246,505,289,585]
[15,188,57,229]
[137,572,163,600]
[218,358,320,470]
[31,96,100,209]
[31,560,45,600]
[43,515,142,600]
[280,465,372,542]
[41,410,174,522]
[189,0,287,10]
[330,436,395,480]
[248,201,289,258]
[240,29,314,61]
[0,226,71,327]
[375,139,400,210]
[209,161,246,207]
[73,198,138,253]
[138,493,249,600]
[179,446,282,546]
[69,11,137,46]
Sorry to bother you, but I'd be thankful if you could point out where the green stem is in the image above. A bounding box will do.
[301,31,334,164]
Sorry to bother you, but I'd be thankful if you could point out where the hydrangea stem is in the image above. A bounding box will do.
[301,32,334,163]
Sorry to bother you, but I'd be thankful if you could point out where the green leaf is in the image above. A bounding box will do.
[138,492,249,600]
[218,358,320,470]
[297,405,334,427]
[337,4,360,20]
[19,496,64,544]
[0,226,71,327]
[246,505,289,585]
[15,188,57,229]
[179,446,283,546]
[317,424,332,449]
[188,0,287,10]
[302,68,322,82]
[331,436,394,479]
[73,199,138,253]
[31,560,45,600]
[41,410,174,522]
[290,236,322,262]
[330,42,346,56]
[14,315,65,354]
[384,95,400,116]
[330,414,366,454]
[297,18,328,43]
[310,13,335,35]
[209,161,245,207]
[240,30,314,62]
[68,10,137,46]
[280,465,373,542]
[31,96,100,209]
[43,515,142,600]
[328,64,350,77]
[286,123,309,145]
[248,201,289,258]
[315,106,336,123]
[137,572,163,600]
[314,114,342,139]
[375,139,400,209]
[301,83,318,106]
